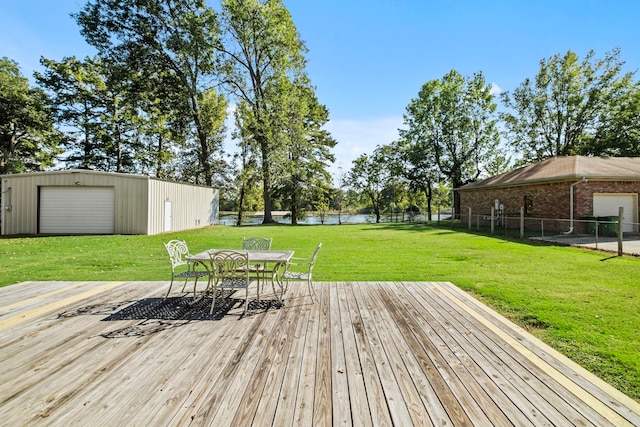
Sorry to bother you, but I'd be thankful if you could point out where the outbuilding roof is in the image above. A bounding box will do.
[0,169,150,180]
[460,156,640,190]
[0,169,214,189]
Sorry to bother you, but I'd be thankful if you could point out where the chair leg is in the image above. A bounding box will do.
[209,285,218,315]
[307,278,316,303]
[243,287,250,315]
[165,276,175,298]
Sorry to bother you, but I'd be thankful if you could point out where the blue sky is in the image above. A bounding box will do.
[3,0,640,176]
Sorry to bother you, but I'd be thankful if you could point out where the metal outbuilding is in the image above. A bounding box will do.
[1,170,219,235]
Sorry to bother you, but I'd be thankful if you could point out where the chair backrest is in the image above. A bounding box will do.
[163,239,190,270]
[308,243,322,273]
[208,250,250,281]
[242,236,273,251]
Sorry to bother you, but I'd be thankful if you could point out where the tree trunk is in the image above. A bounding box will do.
[115,122,122,172]
[190,93,212,186]
[452,169,463,220]
[424,183,433,221]
[236,188,245,226]
[291,189,298,225]
[155,135,164,178]
[259,135,275,223]
[452,185,461,220]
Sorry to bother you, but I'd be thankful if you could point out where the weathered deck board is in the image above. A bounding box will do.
[352,281,439,426]
[401,281,565,425]
[355,282,422,426]
[0,280,639,426]
[434,279,640,425]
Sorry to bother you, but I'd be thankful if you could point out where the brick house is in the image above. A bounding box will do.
[458,156,640,234]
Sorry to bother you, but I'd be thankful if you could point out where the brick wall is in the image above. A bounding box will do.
[459,180,640,232]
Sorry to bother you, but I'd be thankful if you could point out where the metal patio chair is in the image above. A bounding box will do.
[163,239,209,298]
[208,250,258,315]
[242,236,273,251]
[241,236,273,288]
[282,242,322,303]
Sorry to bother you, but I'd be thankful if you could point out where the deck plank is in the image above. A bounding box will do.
[269,281,314,426]
[230,284,306,426]
[189,307,280,425]
[329,282,352,426]
[346,282,395,427]
[429,281,627,425]
[335,281,373,427]
[0,280,638,426]
[0,283,164,423]
[409,280,591,425]
[401,281,566,426]
[356,281,449,425]
[352,281,433,426]
[434,280,640,425]
[291,279,323,426]
[311,279,333,427]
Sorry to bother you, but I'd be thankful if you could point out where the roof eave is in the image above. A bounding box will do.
[458,174,640,191]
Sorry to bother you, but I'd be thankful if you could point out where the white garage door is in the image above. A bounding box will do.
[593,193,637,233]
[40,187,115,234]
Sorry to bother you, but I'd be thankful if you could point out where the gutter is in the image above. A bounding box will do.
[564,177,587,234]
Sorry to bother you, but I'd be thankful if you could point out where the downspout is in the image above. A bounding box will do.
[564,177,587,234]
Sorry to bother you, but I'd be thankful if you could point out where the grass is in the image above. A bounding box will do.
[1,222,640,401]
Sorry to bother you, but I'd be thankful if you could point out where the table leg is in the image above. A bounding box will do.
[190,261,211,304]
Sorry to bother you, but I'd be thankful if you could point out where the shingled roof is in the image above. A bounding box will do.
[460,156,640,190]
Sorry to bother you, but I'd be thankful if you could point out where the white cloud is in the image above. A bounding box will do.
[490,83,503,95]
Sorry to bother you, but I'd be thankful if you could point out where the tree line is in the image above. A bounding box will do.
[1,0,336,225]
[350,48,640,218]
[2,1,639,223]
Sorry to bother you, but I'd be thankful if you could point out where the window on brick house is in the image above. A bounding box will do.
[524,195,533,215]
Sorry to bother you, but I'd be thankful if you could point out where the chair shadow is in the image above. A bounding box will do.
[57,290,283,338]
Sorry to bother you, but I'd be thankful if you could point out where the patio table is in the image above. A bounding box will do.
[187,249,294,303]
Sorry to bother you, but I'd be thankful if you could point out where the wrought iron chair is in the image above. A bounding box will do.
[207,250,258,315]
[282,243,322,303]
[163,240,209,298]
[241,236,273,288]
[242,236,273,251]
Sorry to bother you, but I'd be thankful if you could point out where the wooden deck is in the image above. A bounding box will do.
[1,280,639,426]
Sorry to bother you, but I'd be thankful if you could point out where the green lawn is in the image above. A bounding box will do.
[1,223,639,401]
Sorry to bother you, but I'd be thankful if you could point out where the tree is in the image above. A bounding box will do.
[392,138,440,220]
[175,87,228,184]
[134,83,185,179]
[219,0,308,223]
[37,56,141,171]
[0,58,62,174]
[231,101,262,225]
[37,56,105,169]
[346,146,393,223]
[402,70,500,216]
[75,0,226,185]
[277,83,336,224]
[500,49,636,163]
[588,84,640,156]
[333,165,347,224]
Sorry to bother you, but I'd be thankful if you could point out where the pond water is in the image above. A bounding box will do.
[217,212,451,226]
